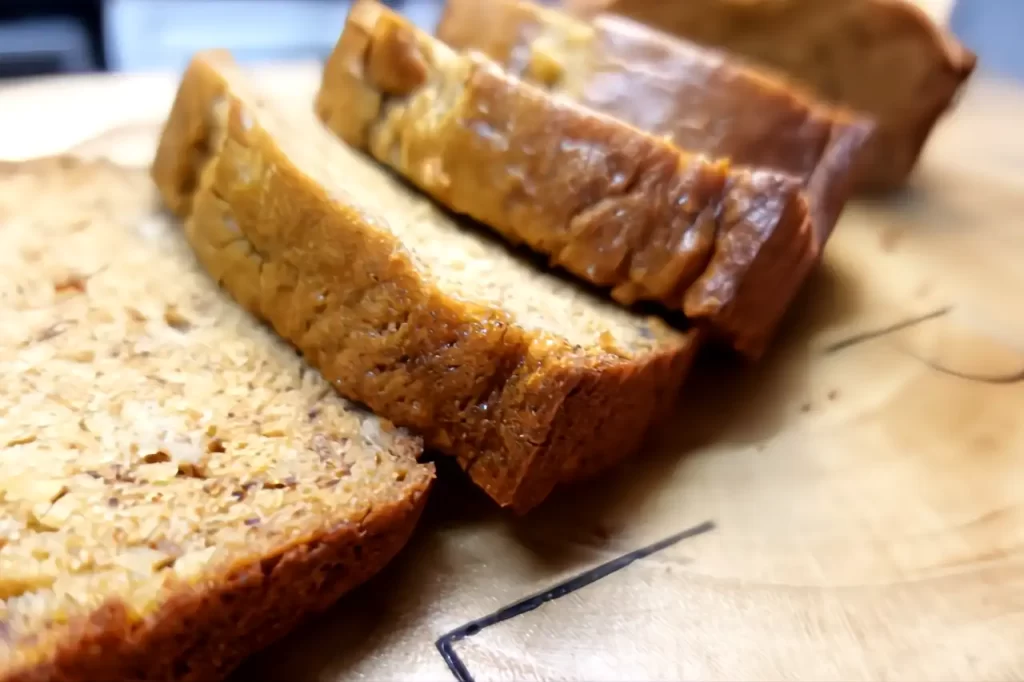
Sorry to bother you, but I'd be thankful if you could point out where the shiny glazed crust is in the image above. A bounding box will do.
[152,52,699,512]
[435,0,874,244]
[563,0,977,192]
[317,0,816,358]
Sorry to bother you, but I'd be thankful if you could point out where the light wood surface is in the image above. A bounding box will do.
[2,32,1022,682]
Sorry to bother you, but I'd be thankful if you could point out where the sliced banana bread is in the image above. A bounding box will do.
[436,0,874,238]
[563,0,977,192]
[0,158,433,682]
[316,0,817,358]
[151,50,699,513]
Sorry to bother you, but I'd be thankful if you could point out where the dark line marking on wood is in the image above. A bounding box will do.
[823,306,952,355]
[908,352,1024,385]
[435,519,716,682]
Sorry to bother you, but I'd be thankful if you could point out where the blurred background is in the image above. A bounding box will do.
[0,0,444,78]
[0,0,1020,82]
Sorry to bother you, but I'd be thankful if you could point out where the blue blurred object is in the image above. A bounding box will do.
[0,16,96,78]
[102,0,445,72]
[950,0,1024,82]
[0,0,448,78]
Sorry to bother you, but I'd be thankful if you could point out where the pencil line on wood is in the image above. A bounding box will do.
[824,305,952,354]
[434,519,716,682]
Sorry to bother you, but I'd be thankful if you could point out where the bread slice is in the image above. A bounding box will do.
[316,0,818,358]
[150,51,699,513]
[0,158,433,682]
[562,0,976,192]
[436,0,874,238]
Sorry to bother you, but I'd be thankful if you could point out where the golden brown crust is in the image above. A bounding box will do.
[682,171,816,358]
[436,0,874,248]
[318,0,818,357]
[3,492,428,682]
[152,51,698,512]
[433,0,870,350]
[563,0,976,192]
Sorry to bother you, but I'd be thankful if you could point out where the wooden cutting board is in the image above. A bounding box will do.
[2,40,1022,682]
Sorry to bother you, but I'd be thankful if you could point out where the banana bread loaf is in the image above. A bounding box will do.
[0,157,433,682]
[436,0,874,239]
[317,0,818,358]
[562,0,977,192]
[151,50,699,513]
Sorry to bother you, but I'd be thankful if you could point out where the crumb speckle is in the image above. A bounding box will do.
[36,322,70,343]
[0,162,428,662]
[142,452,172,464]
[54,273,86,295]
[163,304,192,332]
[126,307,147,323]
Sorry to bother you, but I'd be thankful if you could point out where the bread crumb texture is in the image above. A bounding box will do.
[0,158,432,682]
[152,51,699,513]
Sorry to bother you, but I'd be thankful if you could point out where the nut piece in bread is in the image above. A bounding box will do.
[151,50,700,513]
[436,0,874,239]
[317,0,817,358]
[563,0,977,192]
[0,158,432,682]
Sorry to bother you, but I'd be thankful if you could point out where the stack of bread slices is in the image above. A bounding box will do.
[0,1,974,679]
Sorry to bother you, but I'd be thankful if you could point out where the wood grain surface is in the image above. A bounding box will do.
[1,22,1021,682]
